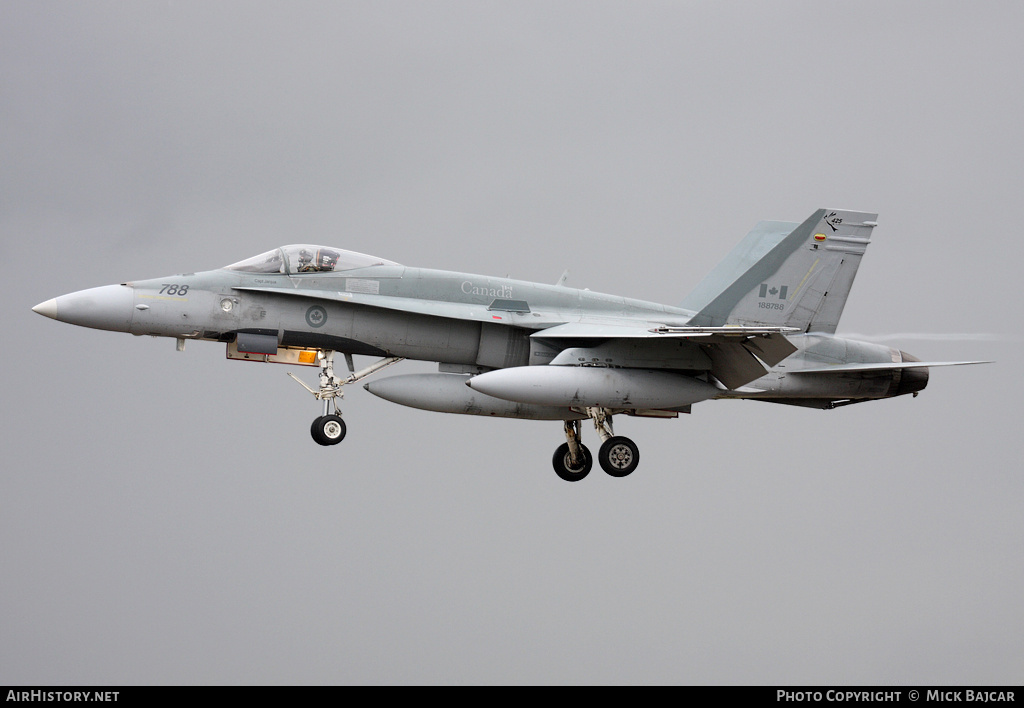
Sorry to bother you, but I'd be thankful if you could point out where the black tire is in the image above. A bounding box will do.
[315,411,348,446]
[310,416,328,446]
[598,436,639,477]
[552,442,592,482]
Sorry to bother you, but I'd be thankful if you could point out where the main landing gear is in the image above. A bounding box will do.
[288,351,403,447]
[552,408,640,482]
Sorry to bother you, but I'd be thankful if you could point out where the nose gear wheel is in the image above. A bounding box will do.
[311,414,347,446]
[289,351,403,447]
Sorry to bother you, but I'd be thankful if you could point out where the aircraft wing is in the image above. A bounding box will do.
[233,286,799,389]
[532,322,800,389]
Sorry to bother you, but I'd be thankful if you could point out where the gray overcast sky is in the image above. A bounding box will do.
[2,0,1021,685]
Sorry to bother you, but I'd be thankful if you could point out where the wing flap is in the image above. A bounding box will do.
[703,341,772,389]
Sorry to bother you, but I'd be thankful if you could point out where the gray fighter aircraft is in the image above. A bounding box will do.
[33,208,986,481]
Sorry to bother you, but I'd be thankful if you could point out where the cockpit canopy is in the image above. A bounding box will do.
[225,245,399,275]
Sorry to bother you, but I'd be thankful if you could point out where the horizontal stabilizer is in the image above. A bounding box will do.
[792,360,992,374]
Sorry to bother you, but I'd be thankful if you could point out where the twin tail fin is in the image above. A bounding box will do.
[682,208,878,334]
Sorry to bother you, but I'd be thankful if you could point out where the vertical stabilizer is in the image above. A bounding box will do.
[685,209,877,334]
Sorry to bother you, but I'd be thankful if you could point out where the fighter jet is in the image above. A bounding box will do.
[32,209,986,481]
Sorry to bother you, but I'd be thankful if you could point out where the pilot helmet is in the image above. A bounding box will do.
[317,249,340,271]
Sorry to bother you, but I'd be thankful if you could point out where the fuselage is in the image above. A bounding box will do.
[45,262,694,363]
[35,252,923,406]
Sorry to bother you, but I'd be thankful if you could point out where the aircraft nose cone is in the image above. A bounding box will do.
[32,298,59,319]
[33,284,135,332]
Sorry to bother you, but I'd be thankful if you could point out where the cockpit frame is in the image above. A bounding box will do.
[225,245,399,275]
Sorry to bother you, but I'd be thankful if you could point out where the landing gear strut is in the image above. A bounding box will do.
[552,420,592,482]
[288,351,403,446]
[551,408,639,481]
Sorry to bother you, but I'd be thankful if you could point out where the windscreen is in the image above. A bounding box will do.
[225,249,285,273]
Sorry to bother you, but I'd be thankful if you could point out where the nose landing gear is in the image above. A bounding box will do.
[288,351,403,446]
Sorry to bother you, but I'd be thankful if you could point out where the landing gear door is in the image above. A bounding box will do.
[226,341,320,365]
